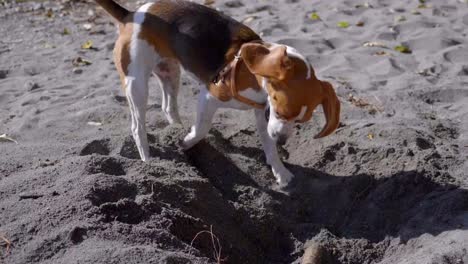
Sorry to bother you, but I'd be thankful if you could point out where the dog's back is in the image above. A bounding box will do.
[151,0,260,81]
[97,0,260,82]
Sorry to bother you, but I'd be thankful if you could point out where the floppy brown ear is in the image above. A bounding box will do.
[240,43,293,81]
[314,81,341,139]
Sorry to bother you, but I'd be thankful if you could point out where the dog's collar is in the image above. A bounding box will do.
[213,50,266,110]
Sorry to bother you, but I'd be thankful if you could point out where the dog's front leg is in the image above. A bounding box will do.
[182,89,218,149]
[254,109,294,186]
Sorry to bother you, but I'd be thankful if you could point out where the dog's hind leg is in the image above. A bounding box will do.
[114,34,156,162]
[154,58,182,124]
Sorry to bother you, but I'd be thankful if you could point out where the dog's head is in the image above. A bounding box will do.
[240,43,341,145]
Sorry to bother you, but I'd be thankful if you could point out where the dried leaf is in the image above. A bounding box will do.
[72,57,92,66]
[242,16,257,24]
[375,51,389,56]
[367,133,374,140]
[396,15,406,22]
[44,43,56,49]
[348,94,370,108]
[0,134,18,144]
[310,12,320,20]
[81,40,93,50]
[62,28,70,35]
[363,41,388,48]
[83,23,93,31]
[45,9,54,18]
[204,0,215,5]
[394,45,412,54]
[348,94,384,114]
[0,234,11,255]
[337,21,350,28]
[87,121,103,126]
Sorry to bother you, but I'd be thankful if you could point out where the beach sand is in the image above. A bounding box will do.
[1,0,467,263]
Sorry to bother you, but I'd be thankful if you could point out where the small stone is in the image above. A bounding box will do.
[302,243,324,264]
[73,68,83,74]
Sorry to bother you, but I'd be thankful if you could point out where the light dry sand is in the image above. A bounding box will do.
[1,0,467,263]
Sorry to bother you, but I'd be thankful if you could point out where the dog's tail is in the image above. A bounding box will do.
[95,0,130,23]
[314,81,341,139]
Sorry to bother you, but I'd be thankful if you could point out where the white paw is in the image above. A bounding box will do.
[182,127,197,150]
[139,150,150,162]
[272,166,294,187]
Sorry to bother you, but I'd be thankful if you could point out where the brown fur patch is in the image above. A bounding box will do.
[208,60,262,102]
[113,21,133,91]
[137,3,177,59]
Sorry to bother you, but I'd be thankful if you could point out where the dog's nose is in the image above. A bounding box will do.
[277,135,287,146]
[264,106,270,122]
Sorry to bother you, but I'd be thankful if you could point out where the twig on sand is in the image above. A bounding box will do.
[189,225,227,264]
[19,193,44,200]
[337,178,374,230]
[0,234,11,256]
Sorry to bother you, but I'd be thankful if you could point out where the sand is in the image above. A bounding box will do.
[1,0,467,263]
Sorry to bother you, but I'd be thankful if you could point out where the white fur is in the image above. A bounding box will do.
[255,109,294,186]
[285,45,312,79]
[154,59,182,124]
[270,43,312,79]
[182,89,218,149]
[125,3,160,161]
[296,105,308,121]
[266,96,294,142]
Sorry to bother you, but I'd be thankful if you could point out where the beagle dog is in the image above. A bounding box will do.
[95,0,341,186]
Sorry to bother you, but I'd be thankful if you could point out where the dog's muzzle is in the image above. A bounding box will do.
[264,106,270,122]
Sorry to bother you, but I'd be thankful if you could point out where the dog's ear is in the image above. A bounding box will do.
[240,43,293,81]
[314,81,341,139]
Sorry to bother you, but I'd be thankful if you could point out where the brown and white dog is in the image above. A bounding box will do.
[95,0,341,186]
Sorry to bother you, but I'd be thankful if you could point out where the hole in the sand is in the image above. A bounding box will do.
[69,227,87,244]
[86,175,137,206]
[84,156,126,176]
[177,130,468,263]
[98,199,145,224]
[79,139,111,156]
[162,255,194,264]
[433,123,460,140]
[416,137,435,150]
[119,135,156,160]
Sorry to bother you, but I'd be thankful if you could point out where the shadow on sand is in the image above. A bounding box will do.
[181,130,468,263]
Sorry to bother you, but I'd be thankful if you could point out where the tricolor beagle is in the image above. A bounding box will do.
[95,0,341,187]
